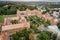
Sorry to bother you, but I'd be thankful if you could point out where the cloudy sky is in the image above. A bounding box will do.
[0,0,60,2]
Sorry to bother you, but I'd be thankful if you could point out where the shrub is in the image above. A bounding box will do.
[57,22,60,29]
[29,33,34,40]
[37,31,50,40]
[12,28,31,40]
[52,34,57,40]
[11,20,18,24]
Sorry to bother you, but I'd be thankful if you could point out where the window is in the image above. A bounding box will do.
[9,35,13,40]
[21,12,24,15]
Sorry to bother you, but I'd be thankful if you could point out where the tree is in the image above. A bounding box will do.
[44,20,51,27]
[57,22,60,29]
[12,28,31,40]
[0,4,37,15]
[29,33,34,40]
[25,16,51,28]
[37,31,50,40]
[11,20,18,24]
[12,34,19,40]
[52,34,57,40]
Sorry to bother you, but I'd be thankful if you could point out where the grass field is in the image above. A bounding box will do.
[0,15,16,23]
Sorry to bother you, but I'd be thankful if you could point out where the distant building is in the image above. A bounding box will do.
[52,11,59,18]
[47,25,59,33]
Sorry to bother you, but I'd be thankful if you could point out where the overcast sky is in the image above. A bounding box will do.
[0,0,60,2]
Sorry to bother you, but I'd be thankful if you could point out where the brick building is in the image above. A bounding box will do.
[0,9,59,40]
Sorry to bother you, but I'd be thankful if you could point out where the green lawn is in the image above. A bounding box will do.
[0,15,16,23]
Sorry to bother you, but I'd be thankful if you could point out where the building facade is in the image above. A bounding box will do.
[0,9,59,40]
